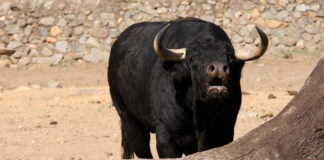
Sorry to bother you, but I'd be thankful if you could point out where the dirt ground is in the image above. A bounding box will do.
[0,53,323,160]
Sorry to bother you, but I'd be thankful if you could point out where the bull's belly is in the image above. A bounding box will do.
[116,65,156,132]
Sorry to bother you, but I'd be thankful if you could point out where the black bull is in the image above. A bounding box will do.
[108,18,268,158]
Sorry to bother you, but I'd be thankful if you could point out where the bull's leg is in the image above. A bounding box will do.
[120,114,153,158]
[156,124,183,158]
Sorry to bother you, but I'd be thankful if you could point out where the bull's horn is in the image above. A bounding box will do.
[0,48,15,56]
[153,23,186,61]
[235,26,268,61]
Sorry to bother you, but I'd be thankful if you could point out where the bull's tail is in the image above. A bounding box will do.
[121,120,134,159]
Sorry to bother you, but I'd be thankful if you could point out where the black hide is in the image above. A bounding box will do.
[108,18,244,158]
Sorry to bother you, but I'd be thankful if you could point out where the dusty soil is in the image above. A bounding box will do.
[0,53,323,159]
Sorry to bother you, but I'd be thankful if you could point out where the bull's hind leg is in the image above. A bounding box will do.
[120,113,153,158]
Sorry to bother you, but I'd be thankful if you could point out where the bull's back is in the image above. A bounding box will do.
[108,22,165,131]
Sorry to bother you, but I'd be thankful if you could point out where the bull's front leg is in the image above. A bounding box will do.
[156,123,183,158]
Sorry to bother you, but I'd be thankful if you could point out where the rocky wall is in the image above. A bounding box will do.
[0,0,323,66]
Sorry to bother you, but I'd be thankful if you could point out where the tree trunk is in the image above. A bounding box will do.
[185,58,324,160]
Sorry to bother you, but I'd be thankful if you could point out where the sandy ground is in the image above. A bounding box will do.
[0,53,323,160]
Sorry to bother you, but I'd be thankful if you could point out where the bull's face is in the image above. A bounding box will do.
[185,40,242,101]
[154,23,268,103]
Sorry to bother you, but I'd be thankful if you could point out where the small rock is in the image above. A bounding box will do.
[268,94,277,99]
[48,80,62,88]
[100,12,115,20]
[0,59,11,67]
[296,40,304,49]
[5,25,20,34]
[249,112,258,118]
[295,4,309,12]
[50,26,62,36]
[305,25,318,34]
[32,57,52,65]
[251,8,259,18]
[41,47,53,57]
[15,86,31,91]
[39,27,48,36]
[71,43,85,53]
[280,37,298,47]
[287,90,298,96]
[55,41,68,53]
[46,37,57,43]
[74,26,84,35]
[51,54,64,64]
[265,20,282,29]
[258,113,274,119]
[7,42,22,50]
[86,37,100,48]
[88,27,108,38]
[50,121,58,125]
[39,17,56,26]
[56,18,67,27]
[18,57,31,66]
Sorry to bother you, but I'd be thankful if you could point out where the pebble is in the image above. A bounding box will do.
[287,90,298,96]
[48,80,62,88]
[268,94,277,99]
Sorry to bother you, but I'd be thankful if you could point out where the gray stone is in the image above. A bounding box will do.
[5,25,20,34]
[302,33,313,41]
[88,27,108,38]
[231,35,244,43]
[317,11,324,17]
[321,32,324,38]
[272,29,285,38]
[286,4,295,11]
[201,15,215,22]
[18,57,31,66]
[41,47,53,57]
[71,43,85,53]
[237,26,249,36]
[100,12,115,20]
[297,18,309,28]
[39,27,48,36]
[242,2,256,10]
[55,41,68,53]
[109,29,118,38]
[56,18,67,27]
[51,54,64,64]
[138,5,155,14]
[86,37,100,48]
[310,4,320,11]
[276,10,288,20]
[39,17,56,26]
[7,42,22,49]
[74,26,84,35]
[202,4,212,10]
[43,1,54,10]
[77,14,86,22]
[271,37,280,46]
[66,14,76,20]
[83,48,107,63]
[286,26,301,38]
[295,4,309,12]
[280,37,298,47]
[24,25,33,36]
[224,9,235,19]
[32,57,52,65]
[0,2,11,15]
[48,80,62,88]
[245,37,254,44]
[313,34,321,44]
[293,11,302,18]
[305,25,318,34]
[79,34,88,44]
[17,19,27,27]
[29,49,39,57]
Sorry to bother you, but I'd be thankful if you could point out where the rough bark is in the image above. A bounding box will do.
[0,48,15,56]
[185,58,324,160]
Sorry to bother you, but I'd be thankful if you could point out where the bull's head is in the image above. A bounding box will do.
[153,23,268,102]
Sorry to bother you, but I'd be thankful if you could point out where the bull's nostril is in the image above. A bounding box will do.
[209,65,215,72]
[223,65,228,73]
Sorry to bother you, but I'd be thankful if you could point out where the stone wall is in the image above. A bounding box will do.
[0,0,323,66]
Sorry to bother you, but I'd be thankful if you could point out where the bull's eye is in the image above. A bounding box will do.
[189,55,198,63]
